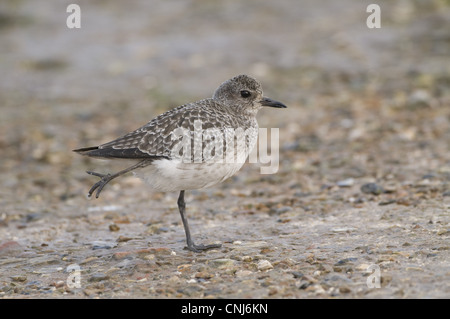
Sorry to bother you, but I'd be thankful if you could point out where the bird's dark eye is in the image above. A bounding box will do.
[240,90,251,98]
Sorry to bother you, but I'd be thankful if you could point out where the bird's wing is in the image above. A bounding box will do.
[74,99,239,160]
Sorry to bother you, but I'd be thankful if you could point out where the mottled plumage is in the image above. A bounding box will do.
[74,74,286,252]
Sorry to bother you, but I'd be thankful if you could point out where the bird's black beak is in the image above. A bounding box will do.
[260,97,287,108]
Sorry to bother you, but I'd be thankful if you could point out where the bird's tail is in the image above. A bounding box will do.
[73,146,99,156]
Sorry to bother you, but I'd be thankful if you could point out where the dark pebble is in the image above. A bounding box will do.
[298,281,311,290]
[361,183,384,195]
[379,199,396,206]
[91,241,116,250]
[89,273,109,282]
[25,213,42,223]
[291,271,304,279]
[334,258,357,266]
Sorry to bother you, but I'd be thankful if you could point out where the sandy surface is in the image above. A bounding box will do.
[0,0,449,298]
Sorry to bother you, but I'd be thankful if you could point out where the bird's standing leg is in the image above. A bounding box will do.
[177,190,222,252]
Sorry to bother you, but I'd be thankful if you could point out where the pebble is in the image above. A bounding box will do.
[10,275,27,282]
[291,271,304,279]
[80,256,98,265]
[379,199,396,206]
[89,273,110,282]
[114,259,135,269]
[337,178,354,187]
[334,258,357,265]
[339,286,352,294]
[331,227,356,233]
[195,272,214,279]
[355,263,371,271]
[257,260,273,271]
[53,281,65,288]
[271,206,293,215]
[116,236,133,242]
[109,224,120,232]
[322,273,353,284]
[361,183,384,195]
[91,241,117,250]
[113,251,133,260]
[235,270,253,277]
[208,258,236,270]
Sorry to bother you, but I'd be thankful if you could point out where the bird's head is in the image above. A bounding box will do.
[213,74,287,115]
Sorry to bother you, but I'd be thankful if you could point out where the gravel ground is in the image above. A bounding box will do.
[0,0,449,298]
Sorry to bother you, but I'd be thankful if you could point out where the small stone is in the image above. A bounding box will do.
[89,273,109,282]
[257,260,273,271]
[53,280,65,288]
[10,275,27,282]
[238,241,269,249]
[337,178,354,187]
[339,286,352,293]
[291,271,304,279]
[334,258,357,266]
[355,263,371,271]
[195,272,214,279]
[167,276,180,284]
[113,251,132,260]
[331,227,356,233]
[379,199,396,206]
[146,223,166,234]
[235,270,253,277]
[80,256,98,265]
[271,206,293,215]
[322,273,352,284]
[91,241,117,250]
[143,254,155,260]
[406,267,424,272]
[114,259,135,269]
[117,236,132,242]
[143,247,172,256]
[361,183,384,195]
[209,258,236,270]
[109,224,120,232]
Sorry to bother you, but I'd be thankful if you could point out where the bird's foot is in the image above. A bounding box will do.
[86,171,113,198]
[185,242,222,253]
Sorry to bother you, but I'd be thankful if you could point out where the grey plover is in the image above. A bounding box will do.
[74,74,286,252]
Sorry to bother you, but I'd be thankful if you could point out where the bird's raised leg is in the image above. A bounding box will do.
[86,160,150,198]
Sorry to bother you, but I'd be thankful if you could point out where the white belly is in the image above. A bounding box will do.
[133,159,245,192]
[134,124,258,192]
